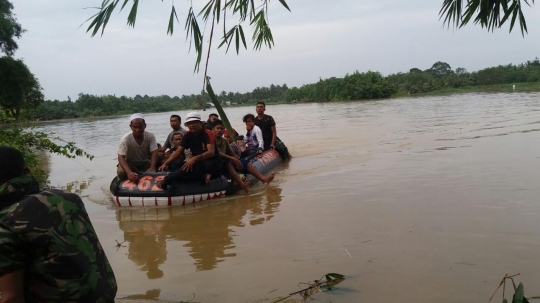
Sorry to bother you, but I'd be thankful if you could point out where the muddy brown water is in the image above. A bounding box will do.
[39,92,540,302]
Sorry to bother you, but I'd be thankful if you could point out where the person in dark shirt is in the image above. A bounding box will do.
[157,112,220,188]
[203,113,219,130]
[0,146,117,303]
[158,114,187,154]
[254,102,291,158]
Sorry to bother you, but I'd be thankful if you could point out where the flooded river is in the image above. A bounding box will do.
[40,92,540,302]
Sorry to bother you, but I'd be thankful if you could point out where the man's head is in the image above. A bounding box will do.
[208,113,219,123]
[0,146,26,185]
[170,115,181,130]
[129,113,146,139]
[256,102,266,115]
[212,119,225,138]
[171,131,183,147]
[184,112,204,133]
[243,113,255,130]
[224,128,238,143]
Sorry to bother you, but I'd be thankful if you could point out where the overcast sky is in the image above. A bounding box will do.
[10,0,540,100]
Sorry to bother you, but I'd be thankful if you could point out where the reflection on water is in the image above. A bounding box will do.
[51,176,96,195]
[117,187,282,276]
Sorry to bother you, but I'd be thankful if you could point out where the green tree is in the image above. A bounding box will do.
[440,0,534,35]
[0,57,44,119]
[0,0,92,185]
[427,61,453,78]
[0,0,24,56]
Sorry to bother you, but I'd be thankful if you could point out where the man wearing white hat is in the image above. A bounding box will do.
[117,113,159,182]
[157,112,220,188]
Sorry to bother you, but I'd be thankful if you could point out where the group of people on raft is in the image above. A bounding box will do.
[116,102,290,193]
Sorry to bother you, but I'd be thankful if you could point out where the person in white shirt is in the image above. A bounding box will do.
[117,113,158,182]
[241,114,264,158]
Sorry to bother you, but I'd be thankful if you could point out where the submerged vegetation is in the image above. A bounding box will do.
[272,273,346,303]
[489,274,540,303]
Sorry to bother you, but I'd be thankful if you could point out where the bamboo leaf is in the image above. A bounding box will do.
[167,5,178,35]
[326,273,345,279]
[200,0,214,21]
[238,24,247,49]
[519,8,528,35]
[509,6,519,32]
[278,0,291,11]
[250,0,256,18]
[127,0,139,27]
[215,0,221,24]
[500,2,517,25]
[206,77,235,140]
[235,27,240,54]
[120,0,130,11]
[101,1,118,35]
[513,283,524,303]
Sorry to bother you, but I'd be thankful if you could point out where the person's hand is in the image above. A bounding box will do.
[234,159,243,170]
[146,167,156,173]
[270,144,275,149]
[158,163,169,171]
[182,158,196,171]
[127,171,138,183]
[257,150,262,155]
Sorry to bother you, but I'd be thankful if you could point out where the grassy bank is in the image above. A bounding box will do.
[411,82,540,97]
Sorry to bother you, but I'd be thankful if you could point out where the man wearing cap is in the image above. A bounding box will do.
[117,113,159,182]
[157,112,220,188]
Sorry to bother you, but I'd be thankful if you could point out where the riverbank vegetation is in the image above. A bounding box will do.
[9,57,540,122]
[0,0,91,185]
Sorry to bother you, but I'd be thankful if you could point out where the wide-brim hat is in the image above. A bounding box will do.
[185,112,202,123]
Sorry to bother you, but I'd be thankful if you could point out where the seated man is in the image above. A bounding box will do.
[158,114,187,155]
[224,128,241,157]
[242,113,264,159]
[161,131,184,168]
[0,146,117,302]
[117,113,159,182]
[157,112,220,188]
[203,113,219,130]
[254,101,291,158]
[213,120,274,187]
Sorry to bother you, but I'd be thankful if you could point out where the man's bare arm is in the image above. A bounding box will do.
[118,154,132,175]
[0,270,24,303]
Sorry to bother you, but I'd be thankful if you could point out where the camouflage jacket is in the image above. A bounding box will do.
[0,174,117,302]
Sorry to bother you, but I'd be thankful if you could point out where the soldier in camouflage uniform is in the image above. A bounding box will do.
[0,146,117,302]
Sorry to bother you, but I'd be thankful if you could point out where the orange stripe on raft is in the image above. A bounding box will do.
[168,196,171,206]
[115,196,121,206]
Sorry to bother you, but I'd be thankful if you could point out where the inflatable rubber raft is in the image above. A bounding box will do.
[110,149,282,207]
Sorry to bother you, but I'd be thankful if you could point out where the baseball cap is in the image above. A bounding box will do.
[130,113,145,122]
[185,112,202,123]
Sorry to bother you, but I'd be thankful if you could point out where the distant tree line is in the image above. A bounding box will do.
[7,57,540,122]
